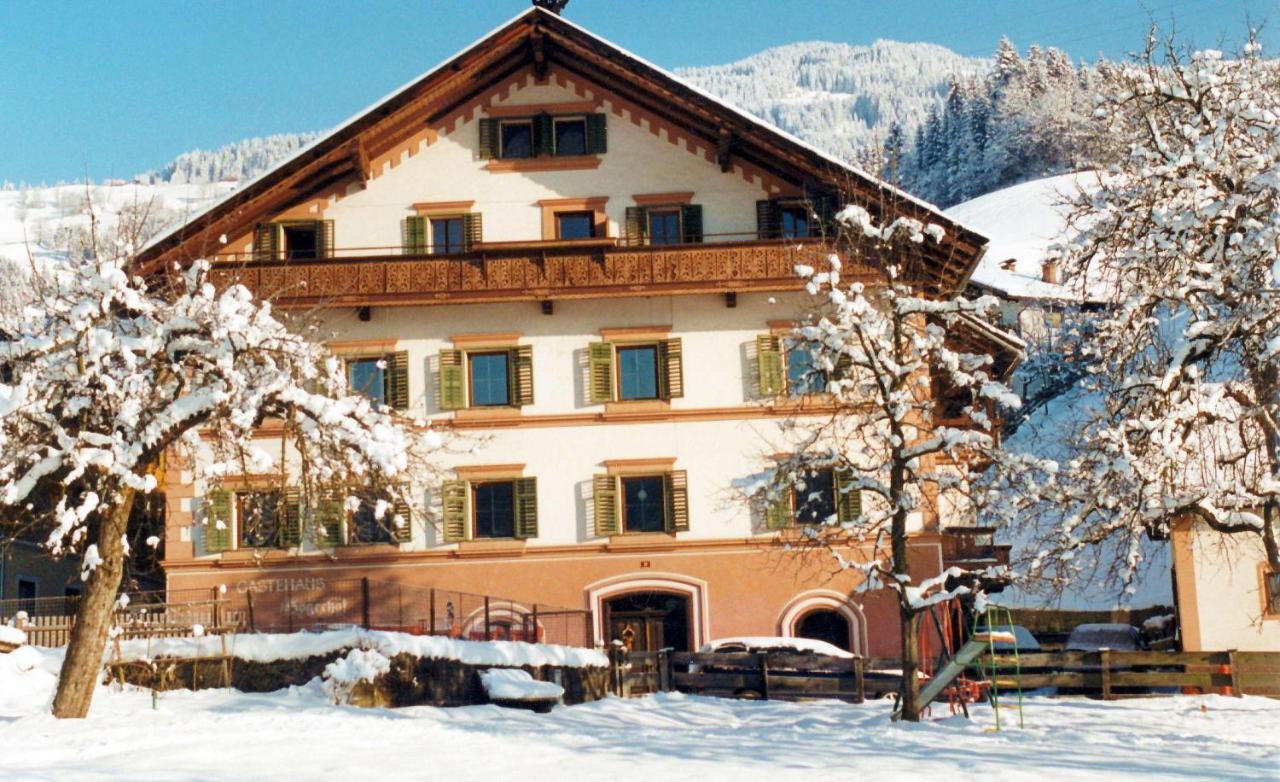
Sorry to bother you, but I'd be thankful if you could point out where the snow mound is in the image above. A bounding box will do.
[0,624,27,647]
[481,668,564,701]
[105,627,607,669]
[700,636,855,659]
[322,647,391,703]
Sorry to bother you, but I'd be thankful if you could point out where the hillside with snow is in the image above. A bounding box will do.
[677,40,987,165]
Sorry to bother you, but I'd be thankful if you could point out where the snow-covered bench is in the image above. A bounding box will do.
[480,668,563,713]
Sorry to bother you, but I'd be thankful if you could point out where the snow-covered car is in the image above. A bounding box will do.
[972,625,1040,653]
[1064,623,1146,652]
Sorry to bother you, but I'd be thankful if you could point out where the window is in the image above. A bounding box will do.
[282,223,320,259]
[254,220,332,261]
[438,346,532,410]
[647,209,682,246]
[588,339,683,404]
[793,469,836,525]
[556,211,596,240]
[349,498,395,545]
[17,578,36,616]
[237,490,281,548]
[787,345,827,395]
[622,476,666,533]
[592,470,689,536]
[345,352,409,410]
[1266,570,1280,615]
[553,117,587,156]
[431,217,465,254]
[500,121,534,159]
[780,206,812,239]
[468,352,510,407]
[440,477,538,542]
[347,357,387,404]
[473,481,516,539]
[617,345,659,400]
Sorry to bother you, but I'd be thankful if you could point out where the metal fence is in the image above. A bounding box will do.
[229,578,591,648]
[1,580,592,649]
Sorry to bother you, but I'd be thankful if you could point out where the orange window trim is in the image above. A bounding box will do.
[413,200,476,214]
[485,100,601,117]
[454,464,526,480]
[488,156,602,174]
[632,192,695,206]
[539,197,610,240]
[599,325,671,341]
[328,339,398,355]
[603,457,677,475]
[451,332,523,348]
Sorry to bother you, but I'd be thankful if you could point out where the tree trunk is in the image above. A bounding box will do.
[898,606,923,722]
[51,487,135,719]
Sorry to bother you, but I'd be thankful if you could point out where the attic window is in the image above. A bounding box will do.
[999,258,1017,271]
[500,121,534,159]
[554,117,588,156]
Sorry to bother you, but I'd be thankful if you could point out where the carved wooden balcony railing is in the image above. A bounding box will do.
[207,236,845,308]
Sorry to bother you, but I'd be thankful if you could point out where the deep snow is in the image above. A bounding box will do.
[1,643,1276,781]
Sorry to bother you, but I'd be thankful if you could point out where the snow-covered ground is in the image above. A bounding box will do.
[2,645,1277,781]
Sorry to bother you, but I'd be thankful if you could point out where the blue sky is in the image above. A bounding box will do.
[0,0,1269,183]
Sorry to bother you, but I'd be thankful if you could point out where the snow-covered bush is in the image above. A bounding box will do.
[322,647,391,705]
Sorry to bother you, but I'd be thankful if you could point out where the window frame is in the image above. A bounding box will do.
[646,207,683,247]
[429,215,466,255]
[615,343,661,401]
[498,119,535,160]
[467,350,512,408]
[345,355,389,406]
[552,116,588,157]
[778,205,813,240]
[791,468,837,526]
[471,480,518,540]
[785,342,828,396]
[280,220,322,260]
[1265,568,1280,617]
[620,474,667,534]
[555,210,597,241]
[347,495,397,545]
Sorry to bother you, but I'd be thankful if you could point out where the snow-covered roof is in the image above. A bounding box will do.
[945,172,1104,302]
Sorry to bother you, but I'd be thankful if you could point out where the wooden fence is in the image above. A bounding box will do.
[971,649,1280,699]
[6,599,237,647]
[610,648,1280,704]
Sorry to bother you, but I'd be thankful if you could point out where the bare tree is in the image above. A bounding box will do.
[748,200,1039,721]
[0,210,440,718]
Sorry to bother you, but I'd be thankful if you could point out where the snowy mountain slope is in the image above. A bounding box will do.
[141,132,323,185]
[677,40,988,163]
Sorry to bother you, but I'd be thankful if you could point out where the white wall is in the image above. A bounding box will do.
[1182,523,1280,651]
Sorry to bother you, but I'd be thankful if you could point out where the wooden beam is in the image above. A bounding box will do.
[717,127,733,173]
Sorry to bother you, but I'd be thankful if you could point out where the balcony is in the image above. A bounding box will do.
[206,235,842,308]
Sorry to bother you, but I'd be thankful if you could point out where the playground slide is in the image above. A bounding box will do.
[908,631,1017,719]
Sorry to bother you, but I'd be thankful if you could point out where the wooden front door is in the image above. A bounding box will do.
[609,608,667,653]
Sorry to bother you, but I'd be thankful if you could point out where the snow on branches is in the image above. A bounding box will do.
[1039,32,1280,583]
[757,205,1039,611]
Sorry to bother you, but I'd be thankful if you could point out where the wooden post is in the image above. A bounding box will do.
[484,596,491,641]
[210,587,220,631]
[1227,649,1241,697]
[532,604,539,644]
[658,649,673,692]
[397,585,403,631]
[360,578,371,630]
[287,580,294,633]
[1099,648,1113,701]
[245,591,256,633]
[429,588,436,636]
[759,651,771,700]
[853,656,865,704]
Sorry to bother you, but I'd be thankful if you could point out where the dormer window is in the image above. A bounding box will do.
[480,113,607,161]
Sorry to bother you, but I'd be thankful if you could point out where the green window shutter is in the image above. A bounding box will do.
[463,212,483,251]
[657,338,684,400]
[438,349,465,410]
[204,489,232,553]
[280,487,302,547]
[756,200,780,240]
[315,489,345,547]
[442,480,468,542]
[664,470,689,533]
[509,345,534,406]
[592,474,619,537]
[588,342,614,404]
[535,112,554,156]
[478,118,499,159]
[680,204,704,244]
[765,489,792,530]
[624,206,648,247]
[392,495,412,543]
[319,220,334,258]
[514,477,538,539]
[757,335,784,396]
[253,223,278,261]
[586,113,608,153]
[405,215,427,255]
[835,468,862,523]
[386,351,410,410]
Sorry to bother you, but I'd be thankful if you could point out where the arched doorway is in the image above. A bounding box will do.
[794,609,853,653]
[604,592,691,653]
